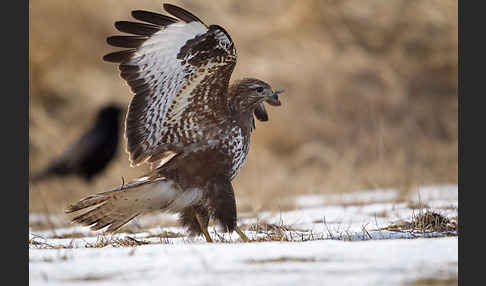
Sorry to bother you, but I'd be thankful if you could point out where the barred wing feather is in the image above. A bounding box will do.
[104,4,237,167]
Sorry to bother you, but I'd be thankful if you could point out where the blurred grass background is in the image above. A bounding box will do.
[29,0,457,214]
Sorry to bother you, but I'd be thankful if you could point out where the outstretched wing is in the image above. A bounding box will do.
[104,4,237,167]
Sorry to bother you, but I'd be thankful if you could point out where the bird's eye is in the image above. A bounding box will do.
[256,87,264,93]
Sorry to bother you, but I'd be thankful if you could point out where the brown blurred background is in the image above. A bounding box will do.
[29,0,458,214]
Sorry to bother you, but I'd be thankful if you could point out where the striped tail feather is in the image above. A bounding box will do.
[64,176,180,233]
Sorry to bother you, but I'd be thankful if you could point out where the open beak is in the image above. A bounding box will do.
[254,88,284,122]
[264,89,284,106]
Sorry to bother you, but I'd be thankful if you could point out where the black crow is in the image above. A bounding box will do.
[31,104,124,183]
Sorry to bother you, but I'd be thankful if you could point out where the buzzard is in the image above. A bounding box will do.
[31,104,124,183]
[65,3,283,242]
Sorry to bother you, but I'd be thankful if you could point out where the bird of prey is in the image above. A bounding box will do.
[65,3,284,242]
[31,104,124,183]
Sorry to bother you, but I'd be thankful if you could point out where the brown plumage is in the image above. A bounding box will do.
[65,3,284,241]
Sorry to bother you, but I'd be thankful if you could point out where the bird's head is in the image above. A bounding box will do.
[229,78,284,123]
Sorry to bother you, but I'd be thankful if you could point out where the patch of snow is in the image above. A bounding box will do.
[29,238,457,286]
[29,184,458,286]
[409,184,458,204]
[296,188,398,208]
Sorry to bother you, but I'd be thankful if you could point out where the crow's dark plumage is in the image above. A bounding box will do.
[31,104,124,183]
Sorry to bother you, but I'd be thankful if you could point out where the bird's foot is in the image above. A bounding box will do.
[196,213,213,243]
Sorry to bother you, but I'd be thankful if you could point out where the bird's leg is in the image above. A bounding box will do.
[235,226,249,242]
[196,213,213,243]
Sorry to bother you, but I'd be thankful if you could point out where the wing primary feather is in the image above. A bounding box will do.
[107,36,148,48]
[163,4,205,24]
[119,64,140,73]
[127,78,147,91]
[129,81,152,94]
[103,49,136,63]
[120,64,141,81]
[114,21,160,36]
[131,10,178,26]
[120,71,141,81]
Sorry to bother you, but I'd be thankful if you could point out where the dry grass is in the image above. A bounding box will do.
[29,236,76,249]
[380,210,457,234]
[412,211,457,232]
[237,221,323,242]
[50,232,97,239]
[29,208,458,248]
[29,0,457,216]
[405,276,458,286]
[143,231,186,239]
[64,273,120,282]
[29,234,159,249]
[86,236,153,248]
[244,256,328,264]
[240,222,301,232]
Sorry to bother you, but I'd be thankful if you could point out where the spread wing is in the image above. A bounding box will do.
[104,4,237,167]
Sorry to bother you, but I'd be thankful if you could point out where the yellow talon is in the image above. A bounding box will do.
[196,213,213,243]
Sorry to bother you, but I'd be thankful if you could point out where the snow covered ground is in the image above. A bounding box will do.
[29,185,458,286]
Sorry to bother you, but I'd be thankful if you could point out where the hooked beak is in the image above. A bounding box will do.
[254,88,284,122]
[264,89,284,106]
